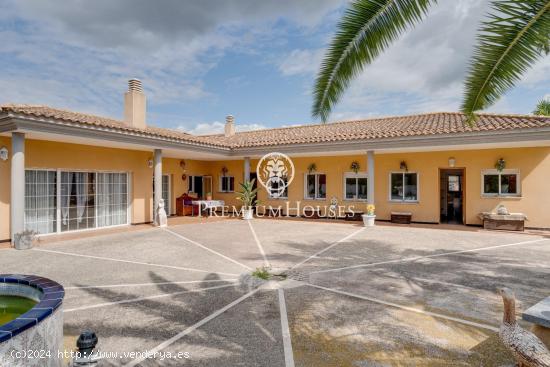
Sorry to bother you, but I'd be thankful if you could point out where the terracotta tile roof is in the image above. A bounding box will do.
[2,104,549,150]
[0,104,227,148]
[202,112,550,148]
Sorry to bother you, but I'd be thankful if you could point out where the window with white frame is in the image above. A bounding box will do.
[220,176,235,192]
[188,175,196,193]
[305,173,326,199]
[482,169,520,196]
[390,172,418,202]
[269,175,289,199]
[344,172,368,200]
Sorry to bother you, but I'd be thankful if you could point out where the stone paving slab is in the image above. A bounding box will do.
[249,219,362,269]
[137,289,285,367]
[34,227,246,276]
[285,285,514,367]
[64,285,249,365]
[167,220,266,269]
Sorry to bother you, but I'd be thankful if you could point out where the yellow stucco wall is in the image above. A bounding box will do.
[254,148,550,228]
[1,136,549,241]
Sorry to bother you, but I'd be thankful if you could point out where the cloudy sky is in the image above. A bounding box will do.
[1,0,548,134]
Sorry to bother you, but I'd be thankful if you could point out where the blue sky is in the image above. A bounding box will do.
[1,0,548,134]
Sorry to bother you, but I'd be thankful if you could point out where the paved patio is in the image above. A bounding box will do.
[1,219,549,366]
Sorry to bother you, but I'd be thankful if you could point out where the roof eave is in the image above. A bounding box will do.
[229,128,550,156]
[0,113,232,154]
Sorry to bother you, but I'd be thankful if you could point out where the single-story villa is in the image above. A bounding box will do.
[1,79,550,243]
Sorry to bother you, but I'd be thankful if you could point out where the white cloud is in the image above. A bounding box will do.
[279,49,324,76]
[0,0,344,121]
[184,121,267,135]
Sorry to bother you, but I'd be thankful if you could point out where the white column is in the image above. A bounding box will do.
[153,149,163,226]
[367,150,375,205]
[11,132,25,244]
[244,157,251,182]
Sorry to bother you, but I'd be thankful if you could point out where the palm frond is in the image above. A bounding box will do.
[461,0,550,122]
[312,0,437,122]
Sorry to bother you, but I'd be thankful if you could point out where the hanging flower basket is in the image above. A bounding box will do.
[495,158,506,172]
[350,161,360,173]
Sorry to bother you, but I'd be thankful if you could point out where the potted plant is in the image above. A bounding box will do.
[362,204,376,227]
[14,229,39,250]
[236,179,259,220]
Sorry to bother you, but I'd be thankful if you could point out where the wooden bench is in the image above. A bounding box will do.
[479,213,526,231]
[522,296,550,349]
[344,210,363,221]
[391,212,412,224]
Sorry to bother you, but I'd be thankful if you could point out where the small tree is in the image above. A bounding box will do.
[236,179,259,210]
[533,99,550,116]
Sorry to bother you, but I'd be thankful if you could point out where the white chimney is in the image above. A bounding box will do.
[124,79,146,129]
[225,115,235,137]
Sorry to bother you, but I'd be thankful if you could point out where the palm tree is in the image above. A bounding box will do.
[313,0,550,123]
[533,98,550,115]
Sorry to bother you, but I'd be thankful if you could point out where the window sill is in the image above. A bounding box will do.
[268,197,288,200]
[303,198,327,201]
[481,195,522,199]
[218,191,234,194]
[343,199,368,202]
[389,200,419,204]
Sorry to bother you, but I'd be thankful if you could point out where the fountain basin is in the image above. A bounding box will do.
[0,275,64,367]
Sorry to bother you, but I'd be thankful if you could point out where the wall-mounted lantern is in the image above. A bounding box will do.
[147,159,153,168]
[448,157,456,167]
[0,147,8,161]
[221,166,229,177]
[399,161,408,171]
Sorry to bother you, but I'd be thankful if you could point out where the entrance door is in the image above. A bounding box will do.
[440,169,464,224]
[202,176,213,198]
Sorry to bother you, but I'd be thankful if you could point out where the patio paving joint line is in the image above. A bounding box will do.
[278,288,295,367]
[65,279,237,290]
[163,227,253,271]
[289,227,365,271]
[64,283,236,313]
[310,238,549,274]
[248,220,271,268]
[32,248,239,277]
[125,287,262,367]
[307,283,499,332]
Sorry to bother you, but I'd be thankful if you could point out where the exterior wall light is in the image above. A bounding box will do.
[147,159,153,168]
[0,146,8,161]
[448,157,456,167]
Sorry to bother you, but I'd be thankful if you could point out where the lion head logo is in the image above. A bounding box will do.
[256,152,295,198]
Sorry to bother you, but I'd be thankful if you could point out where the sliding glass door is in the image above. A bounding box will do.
[24,170,129,235]
[60,172,96,232]
[96,172,128,227]
[24,170,57,234]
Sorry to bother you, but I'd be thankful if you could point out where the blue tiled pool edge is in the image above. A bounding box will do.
[0,274,64,343]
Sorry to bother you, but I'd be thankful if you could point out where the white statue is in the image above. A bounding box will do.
[155,198,168,227]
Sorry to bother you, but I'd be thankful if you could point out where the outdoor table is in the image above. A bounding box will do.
[191,200,225,216]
